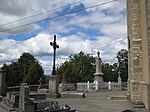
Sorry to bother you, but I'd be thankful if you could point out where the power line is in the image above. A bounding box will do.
[100,37,127,49]
[0,0,119,33]
[0,0,84,27]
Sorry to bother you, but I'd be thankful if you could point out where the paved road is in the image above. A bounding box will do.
[50,91,135,112]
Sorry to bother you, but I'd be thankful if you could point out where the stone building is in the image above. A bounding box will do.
[126,0,150,110]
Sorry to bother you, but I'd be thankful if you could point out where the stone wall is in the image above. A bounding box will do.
[7,84,48,92]
[127,0,150,110]
[147,0,150,110]
[127,0,143,104]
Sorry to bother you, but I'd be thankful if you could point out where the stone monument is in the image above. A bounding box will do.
[94,51,104,83]
[48,35,60,98]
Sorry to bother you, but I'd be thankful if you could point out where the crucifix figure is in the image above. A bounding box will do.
[50,35,59,75]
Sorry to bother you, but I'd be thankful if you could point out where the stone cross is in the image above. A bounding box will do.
[118,71,122,83]
[97,51,100,58]
[50,35,59,75]
[118,71,121,76]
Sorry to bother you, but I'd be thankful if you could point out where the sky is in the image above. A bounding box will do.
[0,0,127,75]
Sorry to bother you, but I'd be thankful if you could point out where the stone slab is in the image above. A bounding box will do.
[46,93,61,98]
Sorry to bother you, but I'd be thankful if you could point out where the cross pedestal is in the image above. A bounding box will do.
[48,75,60,98]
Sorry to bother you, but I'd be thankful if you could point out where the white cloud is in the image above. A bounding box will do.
[38,59,52,75]
[0,32,127,72]
[0,0,128,73]
[0,33,52,62]
[0,0,81,36]
[0,0,126,36]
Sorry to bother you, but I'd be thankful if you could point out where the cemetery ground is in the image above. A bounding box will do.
[49,90,148,112]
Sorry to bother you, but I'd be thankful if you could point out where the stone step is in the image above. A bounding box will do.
[133,104,145,108]
[107,95,127,100]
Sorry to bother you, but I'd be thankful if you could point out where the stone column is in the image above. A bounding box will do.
[127,0,144,106]
[87,81,90,91]
[0,70,7,96]
[108,81,111,90]
[147,0,150,109]
[94,51,104,83]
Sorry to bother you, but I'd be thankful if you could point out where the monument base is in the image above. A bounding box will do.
[94,74,104,83]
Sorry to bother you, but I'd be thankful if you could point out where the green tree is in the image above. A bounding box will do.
[116,49,128,82]
[1,62,22,86]
[18,52,36,82]
[26,61,45,85]
[1,52,45,86]
[102,63,114,82]
[57,51,95,83]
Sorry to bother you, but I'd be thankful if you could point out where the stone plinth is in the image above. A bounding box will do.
[94,73,104,82]
[48,75,60,98]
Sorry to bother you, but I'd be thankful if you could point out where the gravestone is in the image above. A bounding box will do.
[4,92,19,108]
[0,70,7,96]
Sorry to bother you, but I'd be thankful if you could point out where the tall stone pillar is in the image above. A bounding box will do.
[94,51,104,83]
[0,70,7,96]
[127,0,144,107]
[146,0,150,109]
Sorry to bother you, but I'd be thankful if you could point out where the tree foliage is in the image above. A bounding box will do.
[57,49,128,83]
[57,51,95,83]
[102,63,116,82]
[1,52,45,86]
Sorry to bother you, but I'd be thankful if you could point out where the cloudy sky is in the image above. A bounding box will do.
[0,0,127,75]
